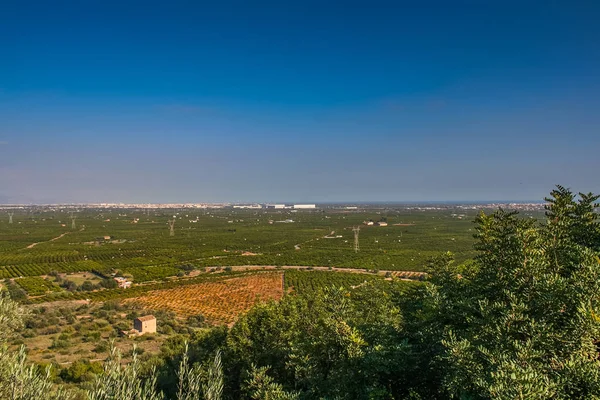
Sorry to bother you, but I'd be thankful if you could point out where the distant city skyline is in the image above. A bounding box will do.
[2,1,599,203]
[0,200,550,208]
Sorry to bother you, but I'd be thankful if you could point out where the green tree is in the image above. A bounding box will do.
[419,187,600,399]
[176,343,223,400]
[0,346,72,400]
[60,359,103,383]
[0,292,28,338]
[243,366,299,400]
[225,282,405,399]
[80,280,95,291]
[0,293,71,399]
[87,344,163,400]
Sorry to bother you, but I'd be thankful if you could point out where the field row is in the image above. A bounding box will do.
[284,269,383,294]
[26,270,269,304]
[15,276,62,296]
[126,273,285,325]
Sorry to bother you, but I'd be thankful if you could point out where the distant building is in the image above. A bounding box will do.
[134,315,157,335]
[293,204,316,209]
[120,315,157,338]
[377,221,388,227]
[233,204,262,209]
[114,276,132,288]
[266,204,287,209]
[364,220,374,226]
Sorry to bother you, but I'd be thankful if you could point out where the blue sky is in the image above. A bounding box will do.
[1,1,599,203]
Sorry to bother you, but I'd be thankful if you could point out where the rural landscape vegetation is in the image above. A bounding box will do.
[1,187,599,399]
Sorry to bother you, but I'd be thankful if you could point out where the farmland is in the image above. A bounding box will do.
[0,205,544,310]
[0,205,530,282]
[284,269,383,294]
[0,204,501,328]
[125,273,285,324]
[0,200,573,400]
[0,205,546,323]
[15,276,62,296]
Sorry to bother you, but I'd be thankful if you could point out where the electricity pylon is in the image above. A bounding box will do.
[70,213,77,229]
[8,212,13,224]
[353,226,360,253]
[168,219,175,236]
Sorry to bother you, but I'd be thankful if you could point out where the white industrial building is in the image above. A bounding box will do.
[293,204,316,209]
[233,204,263,209]
[266,204,287,209]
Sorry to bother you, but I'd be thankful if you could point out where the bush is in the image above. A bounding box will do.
[179,264,196,272]
[102,300,123,311]
[186,314,206,328]
[22,329,37,338]
[60,280,77,292]
[42,326,60,335]
[80,280,95,291]
[6,282,27,301]
[100,278,118,289]
[93,341,109,353]
[83,331,101,342]
[50,338,71,349]
[60,359,103,383]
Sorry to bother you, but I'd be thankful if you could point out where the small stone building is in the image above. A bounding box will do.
[133,315,157,335]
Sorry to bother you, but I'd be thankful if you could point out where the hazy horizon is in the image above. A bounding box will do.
[0,199,547,206]
[2,1,599,203]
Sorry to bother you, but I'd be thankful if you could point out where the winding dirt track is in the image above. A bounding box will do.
[25,232,71,249]
[24,226,85,249]
[222,265,426,281]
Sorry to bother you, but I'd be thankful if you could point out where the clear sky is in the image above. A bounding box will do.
[1,1,599,203]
